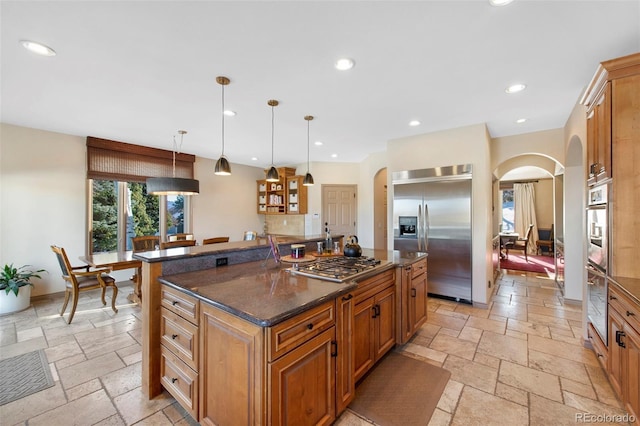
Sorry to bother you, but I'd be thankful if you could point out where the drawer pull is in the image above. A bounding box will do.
[627,311,636,317]
[171,334,178,339]
[372,305,381,318]
[171,378,178,383]
[331,341,338,358]
[306,323,314,330]
[172,300,179,306]
[609,295,617,300]
[597,353,603,358]
[342,294,353,301]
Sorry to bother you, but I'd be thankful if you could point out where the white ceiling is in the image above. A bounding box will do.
[2,1,639,170]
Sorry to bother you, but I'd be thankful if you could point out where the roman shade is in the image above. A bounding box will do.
[86,137,195,182]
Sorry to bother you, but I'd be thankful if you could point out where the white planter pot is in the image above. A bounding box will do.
[0,286,32,315]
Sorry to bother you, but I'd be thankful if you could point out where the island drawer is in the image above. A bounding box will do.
[267,300,335,362]
[587,322,608,371]
[160,345,198,419]
[354,268,395,304]
[161,284,200,325]
[411,258,427,279]
[609,284,640,333]
[161,307,199,371]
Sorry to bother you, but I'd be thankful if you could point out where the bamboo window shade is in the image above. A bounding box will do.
[86,137,195,183]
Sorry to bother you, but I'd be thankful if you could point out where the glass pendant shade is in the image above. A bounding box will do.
[303,172,314,186]
[146,130,199,195]
[214,156,231,175]
[266,166,280,182]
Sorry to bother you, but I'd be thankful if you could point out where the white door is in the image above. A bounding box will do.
[322,185,357,239]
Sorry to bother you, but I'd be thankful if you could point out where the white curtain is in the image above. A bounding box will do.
[513,183,538,254]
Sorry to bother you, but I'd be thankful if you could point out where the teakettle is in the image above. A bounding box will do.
[343,235,362,257]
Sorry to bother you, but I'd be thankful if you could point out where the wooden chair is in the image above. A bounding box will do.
[505,224,535,261]
[50,245,118,324]
[536,224,554,256]
[131,235,160,252]
[243,231,257,241]
[202,237,229,245]
[168,233,194,242]
[160,240,197,250]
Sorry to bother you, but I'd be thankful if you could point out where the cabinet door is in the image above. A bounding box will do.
[411,272,428,333]
[399,266,413,344]
[335,293,355,414]
[269,327,336,426]
[374,285,396,360]
[595,83,612,179]
[609,307,625,398]
[624,323,640,423]
[353,297,375,383]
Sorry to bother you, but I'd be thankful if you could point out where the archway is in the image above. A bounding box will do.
[373,168,387,250]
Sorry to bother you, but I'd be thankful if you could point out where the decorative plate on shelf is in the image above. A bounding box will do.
[280,255,316,263]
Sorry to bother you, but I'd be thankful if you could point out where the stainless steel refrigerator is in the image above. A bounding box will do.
[392,165,472,303]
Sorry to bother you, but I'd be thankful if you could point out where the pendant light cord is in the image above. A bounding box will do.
[307,119,310,172]
[271,104,275,166]
[173,131,186,178]
[221,83,225,156]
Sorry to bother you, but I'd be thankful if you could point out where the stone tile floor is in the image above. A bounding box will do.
[0,270,632,425]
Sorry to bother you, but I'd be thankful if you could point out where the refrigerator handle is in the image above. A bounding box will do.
[417,204,423,251]
[424,203,430,251]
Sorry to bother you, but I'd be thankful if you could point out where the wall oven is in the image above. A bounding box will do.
[587,183,609,272]
[586,263,607,344]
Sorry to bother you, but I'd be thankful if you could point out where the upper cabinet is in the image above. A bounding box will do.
[257,167,308,215]
[585,82,612,185]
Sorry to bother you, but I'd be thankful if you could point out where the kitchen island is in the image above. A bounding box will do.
[135,241,426,425]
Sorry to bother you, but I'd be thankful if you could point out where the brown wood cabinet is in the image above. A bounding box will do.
[587,322,608,372]
[582,52,640,278]
[335,292,355,414]
[608,283,640,424]
[352,269,396,383]
[159,285,200,419]
[257,167,308,215]
[397,257,428,344]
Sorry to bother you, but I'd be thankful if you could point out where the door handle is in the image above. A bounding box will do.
[331,341,338,357]
[411,288,417,298]
[341,294,353,301]
[616,330,626,348]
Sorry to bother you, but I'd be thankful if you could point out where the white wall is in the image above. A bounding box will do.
[386,124,493,306]
[1,124,87,296]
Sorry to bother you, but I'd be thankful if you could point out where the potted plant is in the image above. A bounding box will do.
[0,263,46,315]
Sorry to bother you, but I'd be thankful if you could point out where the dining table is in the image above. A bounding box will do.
[79,251,142,305]
[499,232,519,259]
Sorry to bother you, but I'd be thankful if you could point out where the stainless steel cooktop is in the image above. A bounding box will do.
[289,256,390,283]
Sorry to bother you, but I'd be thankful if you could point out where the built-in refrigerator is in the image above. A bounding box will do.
[392,165,472,303]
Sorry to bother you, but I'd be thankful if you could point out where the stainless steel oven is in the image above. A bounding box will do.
[586,263,607,344]
[587,183,609,272]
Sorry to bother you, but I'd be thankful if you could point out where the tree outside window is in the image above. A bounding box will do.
[502,189,514,232]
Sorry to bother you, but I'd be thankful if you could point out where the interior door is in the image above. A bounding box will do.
[322,185,357,238]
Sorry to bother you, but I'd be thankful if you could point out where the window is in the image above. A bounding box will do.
[86,137,196,254]
[501,189,514,232]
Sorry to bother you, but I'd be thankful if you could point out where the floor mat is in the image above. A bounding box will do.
[0,349,54,406]
[500,253,555,274]
[349,351,451,425]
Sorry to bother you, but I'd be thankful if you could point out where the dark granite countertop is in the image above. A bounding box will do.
[159,260,356,327]
[157,247,426,327]
[134,234,342,263]
[609,276,640,306]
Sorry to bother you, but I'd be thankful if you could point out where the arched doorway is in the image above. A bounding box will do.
[373,168,387,250]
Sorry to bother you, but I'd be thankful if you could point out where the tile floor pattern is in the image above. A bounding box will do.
[0,271,632,425]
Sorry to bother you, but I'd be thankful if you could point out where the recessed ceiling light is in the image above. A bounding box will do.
[331,153,338,158]
[490,0,513,6]
[409,120,421,127]
[20,40,56,56]
[223,110,236,117]
[251,157,258,161]
[335,58,355,71]
[314,141,323,146]
[505,83,527,94]
[516,118,527,124]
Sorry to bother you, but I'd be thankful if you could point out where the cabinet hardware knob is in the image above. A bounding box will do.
[342,294,353,301]
[172,300,178,306]
[627,311,636,317]
[171,378,178,383]
[609,295,616,300]
[307,323,313,330]
[171,334,178,339]
[597,353,603,358]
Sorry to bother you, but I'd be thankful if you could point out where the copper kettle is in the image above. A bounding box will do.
[343,235,362,257]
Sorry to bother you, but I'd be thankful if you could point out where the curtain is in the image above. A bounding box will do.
[513,183,538,254]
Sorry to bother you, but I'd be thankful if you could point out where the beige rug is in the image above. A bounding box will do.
[0,350,54,405]
[349,351,451,425]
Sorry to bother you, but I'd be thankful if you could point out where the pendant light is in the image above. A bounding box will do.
[265,99,280,182]
[146,130,200,195]
[303,115,315,186]
[214,76,232,175]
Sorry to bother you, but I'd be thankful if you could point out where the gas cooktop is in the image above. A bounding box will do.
[289,256,391,283]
